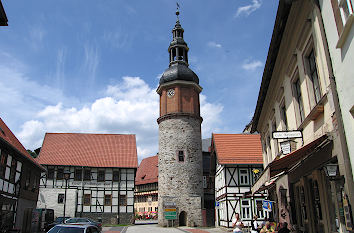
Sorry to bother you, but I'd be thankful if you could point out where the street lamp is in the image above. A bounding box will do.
[324,164,338,178]
[63,170,71,219]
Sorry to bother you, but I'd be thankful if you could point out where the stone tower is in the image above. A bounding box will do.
[157,9,203,227]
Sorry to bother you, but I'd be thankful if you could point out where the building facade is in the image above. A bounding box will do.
[157,11,204,227]
[37,133,138,224]
[0,118,45,232]
[251,1,354,232]
[134,155,158,219]
[318,0,354,211]
[211,134,266,229]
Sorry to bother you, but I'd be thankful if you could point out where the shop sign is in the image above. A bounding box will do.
[273,131,302,139]
[263,200,273,212]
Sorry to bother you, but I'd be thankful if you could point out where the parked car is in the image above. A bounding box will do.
[46,217,71,231]
[64,218,102,231]
[47,224,100,233]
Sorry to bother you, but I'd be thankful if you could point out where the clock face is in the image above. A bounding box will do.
[167,89,175,98]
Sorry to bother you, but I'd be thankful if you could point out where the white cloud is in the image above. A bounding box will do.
[235,0,262,17]
[82,42,100,83]
[242,59,263,71]
[207,41,222,48]
[16,76,223,161]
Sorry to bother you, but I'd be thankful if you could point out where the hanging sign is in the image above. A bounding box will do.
[263,200,273,212]
[273,131,302,139]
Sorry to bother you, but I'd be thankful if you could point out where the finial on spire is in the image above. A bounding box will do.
[176,2,180,20]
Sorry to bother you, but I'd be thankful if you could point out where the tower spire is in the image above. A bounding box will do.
[159,4,199,85]
[176,2,180,21]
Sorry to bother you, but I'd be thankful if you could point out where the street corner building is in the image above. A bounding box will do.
[36,133,138,225]
[250,1,354,233]
[134,155,158,219]
[156,10,204,227]
[210,134,266,229]
[0,118,45,232]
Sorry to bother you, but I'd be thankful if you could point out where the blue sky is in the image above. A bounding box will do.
[0,0,277,160]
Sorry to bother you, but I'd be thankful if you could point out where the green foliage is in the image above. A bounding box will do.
[27,149,38,158]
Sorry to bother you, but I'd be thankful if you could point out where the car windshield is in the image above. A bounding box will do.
[55,217,65,223]
[48,226,84,233]
[65,219,78,223]
[77,218,90,222]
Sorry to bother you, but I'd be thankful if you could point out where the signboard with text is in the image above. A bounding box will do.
[164,208,177,220]
[273,131,302,139]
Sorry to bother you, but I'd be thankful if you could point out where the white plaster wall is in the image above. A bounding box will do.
[37,187,77,218]
[319,0,354,182]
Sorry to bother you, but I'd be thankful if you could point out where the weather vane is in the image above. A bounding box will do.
[176,2,180,20]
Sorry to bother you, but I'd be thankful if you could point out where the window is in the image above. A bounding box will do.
[57,167,64,180]
[58,194,65,203]
[241,199,251,219]
[239,169,249,185]
[293,78,305,123]
[272,121,279,156]
[83,194,91,206]
[307,50,322,104]
[178,151,185,162]
[113,170,119,181]
[25,170,31,190]
[280,103,288,130]
[0,152,6,178]
[255,200,266,219]
[266,135,272,158]
[338,0,353,24]
[83,169,91,181]
[74,168,82,181]
[47,168,54,180]
[119,194,127,206]
[97,170,105,182]
[104,194,112,206]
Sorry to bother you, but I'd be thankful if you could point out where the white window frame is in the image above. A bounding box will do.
[241,199,251,220]
[239,169,249,185]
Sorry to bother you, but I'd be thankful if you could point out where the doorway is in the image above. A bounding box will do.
[179,211,187,226]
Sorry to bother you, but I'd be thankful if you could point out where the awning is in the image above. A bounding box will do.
[251,170,284,195]
[269,135,328,177]
[251,134,328,195]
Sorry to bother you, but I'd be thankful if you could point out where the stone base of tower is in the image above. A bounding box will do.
[158,195,203,227]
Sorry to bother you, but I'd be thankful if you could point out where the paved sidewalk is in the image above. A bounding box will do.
[102,226,127,233]
[103,224,230,233]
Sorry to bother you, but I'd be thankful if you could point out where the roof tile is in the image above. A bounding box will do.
[212,134,263,165]
[38,133,138,168]
[135,155,158,185]
[0,118,44,170]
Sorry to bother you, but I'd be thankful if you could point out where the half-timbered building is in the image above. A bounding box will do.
[37,133,138,224]
[0,117,45,232]
[210,134,267,228]
[134,155,158,219]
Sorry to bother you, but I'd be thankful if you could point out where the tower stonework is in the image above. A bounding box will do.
[157,12,203,227]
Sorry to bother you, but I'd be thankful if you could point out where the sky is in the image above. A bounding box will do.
[0,0,278,161]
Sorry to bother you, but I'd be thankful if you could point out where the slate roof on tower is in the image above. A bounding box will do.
[38,133,138,168]
[135,155,158,185]
[0,118,45,170]
[212,134,263,165]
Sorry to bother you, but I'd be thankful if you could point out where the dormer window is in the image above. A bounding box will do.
[178,150,185,162]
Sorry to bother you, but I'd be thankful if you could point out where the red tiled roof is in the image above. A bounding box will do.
[135,155,158,185]
[0,118,45,170]
[38,133,138,168]
[212,134,263,165]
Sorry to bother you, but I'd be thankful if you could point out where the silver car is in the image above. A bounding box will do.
[47,224,101,233]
